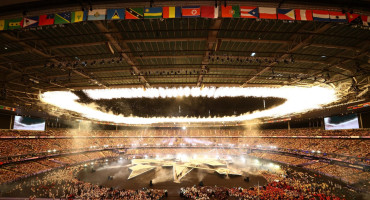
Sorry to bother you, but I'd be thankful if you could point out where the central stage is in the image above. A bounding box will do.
[76,158,269,198]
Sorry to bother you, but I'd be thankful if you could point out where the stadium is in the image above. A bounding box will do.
[0,0,369,199]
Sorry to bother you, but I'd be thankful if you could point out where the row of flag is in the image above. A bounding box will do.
[0,105,16,112]
[347,102,370,111]
[0,5,369,30]
[265,117,291,124]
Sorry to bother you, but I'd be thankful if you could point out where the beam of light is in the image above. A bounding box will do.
[40,86,337,124]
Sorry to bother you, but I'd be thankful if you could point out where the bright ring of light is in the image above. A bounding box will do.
[40,86,337,124]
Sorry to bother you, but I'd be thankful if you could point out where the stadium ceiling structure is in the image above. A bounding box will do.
[0,0,369,121]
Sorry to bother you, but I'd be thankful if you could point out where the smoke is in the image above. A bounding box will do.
[112,168,129,179]
[183,138,213,146]
[240,166,261,176]
[151,167,173,184]
[242,119,262,136]
[197,169,206,182]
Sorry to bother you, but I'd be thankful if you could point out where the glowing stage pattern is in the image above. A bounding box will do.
[128,164,156,179]
[40,86,337,124]
[128,159,241,182]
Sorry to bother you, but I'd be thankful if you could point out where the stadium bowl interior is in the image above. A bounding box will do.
[0,0,369,199]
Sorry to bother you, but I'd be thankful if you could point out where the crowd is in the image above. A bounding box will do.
[1,164,167,199]
[0,136,368,161]
[180,183,344,200]
[249,152,370,187]
[248,152,310,166]
[0,150,118,184]
[180,166,358,199]
[304,162,370,185]
[0,128,368,137]
[125,148,241,157]
[0,127,368,192]
[1,157,360,199]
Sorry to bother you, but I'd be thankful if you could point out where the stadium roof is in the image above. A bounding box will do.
[0,0,369,119]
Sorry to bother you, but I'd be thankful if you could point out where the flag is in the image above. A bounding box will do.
[182,6,200,18]
[8,18,22,29]
[107,9,125,20]
[163,7,181,18]
[295,9,313,21]
[39,14,54,26]
[21,16,39,28]
[312,10,330,22]
[277,9,295,20]
[144,7,163,19]
[346,13,360,23]
[54,12,71,24]
[0,20,8,30]
[361,15,370,26]
[259,7,277,19]
[125,8,144,19]
[0,105,15,111]
[240,6,259,18]
[221,5,240,18]
[329,11,347,22]
[201,6,218,18]
[71,11,86,23]
[88,9,106,21]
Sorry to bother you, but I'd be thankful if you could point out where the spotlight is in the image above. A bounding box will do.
[251,52,256,57]
[182,126,186,130]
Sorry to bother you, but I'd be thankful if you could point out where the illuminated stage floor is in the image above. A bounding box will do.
[76,159,267,198]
